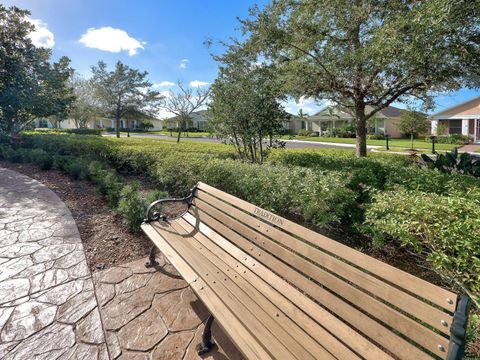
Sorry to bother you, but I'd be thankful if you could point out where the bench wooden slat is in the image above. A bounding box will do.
[190,204,447,360]
[150,222,319,360]
[169,219,339,360]
[141,223,274,360]
[192,198,450,359]
[179,213,387,360]
[197,182,457,313]
[196,189,453,335]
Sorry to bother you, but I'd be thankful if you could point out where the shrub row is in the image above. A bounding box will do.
[33,128,102,136]
[5,133,480,300]
[0,144,165,232]
[365,190,480,298]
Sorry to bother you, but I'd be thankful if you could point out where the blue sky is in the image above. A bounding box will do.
[5,0,480,116]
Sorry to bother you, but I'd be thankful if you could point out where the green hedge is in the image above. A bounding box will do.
[366,190,480,301]
[6,133,480,300]
[32,128,102,136]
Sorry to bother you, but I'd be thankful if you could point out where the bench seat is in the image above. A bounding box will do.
[142,182,471,360]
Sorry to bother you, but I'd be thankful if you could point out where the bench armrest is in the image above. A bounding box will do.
[447,294,472,360]
[144,185,197,223]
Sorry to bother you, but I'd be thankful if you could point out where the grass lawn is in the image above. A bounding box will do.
[283,136,459,151]
[114,130,212,137]
[147,131,212,137]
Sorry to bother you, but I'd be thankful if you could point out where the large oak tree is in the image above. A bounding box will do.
[0,6,75,134]
[229,0,480,157]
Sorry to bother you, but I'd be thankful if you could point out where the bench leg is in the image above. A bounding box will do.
[196,314,215,355]
[145,246,159,268]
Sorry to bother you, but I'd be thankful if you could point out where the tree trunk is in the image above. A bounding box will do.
[116,116,120,138]
[177,129,181,143]
[355,104,367,157]
[410,133,414,150]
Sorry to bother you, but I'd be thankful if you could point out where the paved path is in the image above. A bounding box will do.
[93,256,242,360]
[0,168,107,360]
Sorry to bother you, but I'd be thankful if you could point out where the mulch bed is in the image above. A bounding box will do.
[0,161,151,272]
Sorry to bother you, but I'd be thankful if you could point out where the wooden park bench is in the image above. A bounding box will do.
[141,182,471,360]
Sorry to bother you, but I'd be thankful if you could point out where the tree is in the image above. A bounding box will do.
[0,6,75,134]
[90,61,162,138]
[139,121,154,131]
[69,76,100,128]
[160,82,209,143]
[209,61,290,163]
[227,0,480,157]
[398,110,429,150]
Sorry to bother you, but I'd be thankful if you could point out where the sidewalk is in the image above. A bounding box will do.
[0,167,107,359]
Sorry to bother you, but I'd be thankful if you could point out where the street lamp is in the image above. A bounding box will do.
[385,134,390,151]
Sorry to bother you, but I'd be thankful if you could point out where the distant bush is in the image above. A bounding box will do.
[297,129,317,137]
[425,134,470,144]
[367,133,385,140]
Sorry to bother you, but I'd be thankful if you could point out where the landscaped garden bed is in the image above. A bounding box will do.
[1,133,479,355]
[0,159,152,272]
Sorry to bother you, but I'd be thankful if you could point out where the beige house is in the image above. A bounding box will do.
[35,116,164,131]
[430,96,480,143]
[289,105,409,137]
[163,110,209,131]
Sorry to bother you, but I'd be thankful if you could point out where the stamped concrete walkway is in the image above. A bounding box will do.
[0,167,107,359]
[94,255,242,360]
[0,167,242,360]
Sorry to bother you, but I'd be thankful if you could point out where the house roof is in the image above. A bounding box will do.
[308,104,408,121]
[165,109,209,122]
[430,96,480,119]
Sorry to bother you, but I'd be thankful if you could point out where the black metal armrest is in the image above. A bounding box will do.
[144,185,197,223]
[446,294,472,360]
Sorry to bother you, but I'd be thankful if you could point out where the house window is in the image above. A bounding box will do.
[301,121,306,130]
[449,120,462,135]
[197,121,205,130]
[38,119,49,128]
[375,119,385,134]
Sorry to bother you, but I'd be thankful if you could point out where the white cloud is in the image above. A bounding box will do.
[179,59,189,69]
[282,96,326,116]
[190,80,209,88]
[27,18,55,48]
[153,81,175,88]
[79,27,144,56]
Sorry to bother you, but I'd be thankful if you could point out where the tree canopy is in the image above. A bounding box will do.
[91,61,162,138]
[225,0,480,156]
[0,5,75,134]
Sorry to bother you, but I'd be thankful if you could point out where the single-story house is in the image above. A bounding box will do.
[163,110,209,131]
[35,116,163,131]
[289,105,413,137]
[430,96,480,143]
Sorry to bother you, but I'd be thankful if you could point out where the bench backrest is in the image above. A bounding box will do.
[190,182,463,360]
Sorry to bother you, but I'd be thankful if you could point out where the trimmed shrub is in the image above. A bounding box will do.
[365,190,480,300]
[116,181,167,232]
[1,146,26,163]
[367,133,385,140]
[29,149,53,170]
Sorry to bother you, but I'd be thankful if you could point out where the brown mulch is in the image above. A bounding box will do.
[0,161,151,272]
